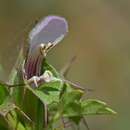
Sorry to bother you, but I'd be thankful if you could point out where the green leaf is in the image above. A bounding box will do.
[0,83,18,122]
[61,89,84,105]
[63,101,82,117]
[0,83,9,105]
[7,48,25,107]
[42,59,60,78]
[26,80,63,105]
[81,99,116,115]
[57,90,83,121]
[57,97,116,124]
[6,112,26,130]
[59,83,73,97]
[52,90,84,121]
[35,100,44,130]
[8,47,24,85]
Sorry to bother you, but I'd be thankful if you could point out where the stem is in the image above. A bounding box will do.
[82,117,90,130]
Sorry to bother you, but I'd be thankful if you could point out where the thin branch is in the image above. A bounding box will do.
[60,55,77,77]
[63,79,93,92]
[0,80,25,88]
[82,117,90,130]
[15,106,32,123]
[60,54,94,92]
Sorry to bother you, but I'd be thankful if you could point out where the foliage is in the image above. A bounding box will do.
[0,55,116,130]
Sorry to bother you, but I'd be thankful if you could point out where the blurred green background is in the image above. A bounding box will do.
[0,0,129,130]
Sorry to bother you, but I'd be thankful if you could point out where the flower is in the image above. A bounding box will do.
[24,16,68,80]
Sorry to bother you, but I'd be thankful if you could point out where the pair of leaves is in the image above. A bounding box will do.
[51,88,116,124]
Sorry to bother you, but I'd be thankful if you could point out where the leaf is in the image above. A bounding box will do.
[52,90,84,121]
[35,100,44,130]
[41,59,60,78]
[81,99,116,115]
[8,47,24,85]
[57,97,116,124]
[0,83,17,118]
[61,89,84,105]
[0,83,9,105]
[59,82,73,97]
[6,112,26,130]
[9,66,25,107]
[59,90,83,119]
[63,101,82,117]
[26,80,63,105]
[7,48,25,106]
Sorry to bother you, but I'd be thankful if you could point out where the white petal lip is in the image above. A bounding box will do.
[25,15,68,80]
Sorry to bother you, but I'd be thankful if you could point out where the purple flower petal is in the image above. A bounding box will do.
[25,16,68,80]
[29,15,68,51]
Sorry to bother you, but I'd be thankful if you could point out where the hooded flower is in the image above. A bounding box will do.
[24,16,68,80]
